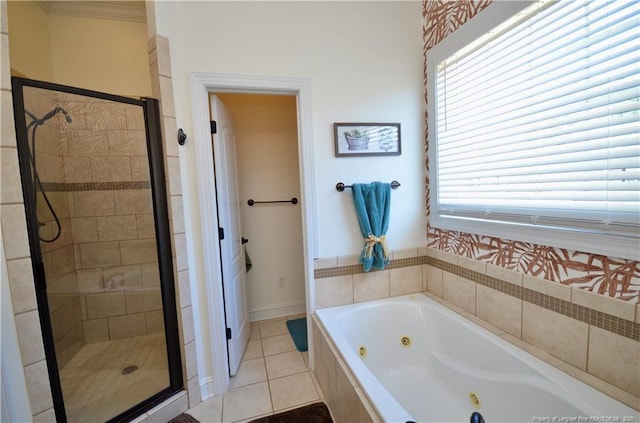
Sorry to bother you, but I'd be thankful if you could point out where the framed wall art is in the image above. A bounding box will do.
[334,122,401,157]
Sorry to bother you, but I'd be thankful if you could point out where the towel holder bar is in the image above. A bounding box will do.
[248,197,298,206]
[336,180,400,192]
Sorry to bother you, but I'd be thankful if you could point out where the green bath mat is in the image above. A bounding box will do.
[286,317,308,352]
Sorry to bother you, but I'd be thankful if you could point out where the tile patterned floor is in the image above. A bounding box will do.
[187,314,327,423]
[59,333,169,423]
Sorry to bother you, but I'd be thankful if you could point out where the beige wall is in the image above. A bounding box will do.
[48,14,151,96]
[7,1,151,97]
[6,1,53,80]
[151,3,425,394]
[217,94,305,319]
[152,0,426,261]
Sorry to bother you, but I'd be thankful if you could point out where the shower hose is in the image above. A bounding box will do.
[24,107,72,243]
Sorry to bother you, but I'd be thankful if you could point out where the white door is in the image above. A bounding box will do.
[209,95,250,376]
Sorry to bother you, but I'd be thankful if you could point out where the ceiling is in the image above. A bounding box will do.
[35,1,146,23]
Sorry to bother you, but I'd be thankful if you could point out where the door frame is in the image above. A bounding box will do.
[189,72,318,397]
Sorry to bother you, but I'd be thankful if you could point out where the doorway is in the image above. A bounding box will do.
[211,93,306,375]
[11,77,183,423]
[189,72,317,396]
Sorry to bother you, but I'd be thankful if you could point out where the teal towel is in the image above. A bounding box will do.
[352,182,391,272]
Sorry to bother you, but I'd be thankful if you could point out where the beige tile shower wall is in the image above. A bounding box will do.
[2,2,55,419]
[22,87,85,371]
[27,87,146,189]
[58,95,148,186]
[48,271,83,369]
[23,88,65,187]
[149,34,198,412]
[56,92,162,345]
[9,85,157,363]
[72,186,162,342]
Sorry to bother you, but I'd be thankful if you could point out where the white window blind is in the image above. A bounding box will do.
[428,0,640,259]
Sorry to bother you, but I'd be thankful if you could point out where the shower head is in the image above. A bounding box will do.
[62,109,72,124]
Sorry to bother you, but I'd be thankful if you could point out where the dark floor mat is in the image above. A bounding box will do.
[167,413,200,423]
[249,402,333,423]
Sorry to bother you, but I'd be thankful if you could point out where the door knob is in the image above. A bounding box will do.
[241,237,249,244]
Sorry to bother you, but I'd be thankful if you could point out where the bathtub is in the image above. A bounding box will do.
[314,294,637,423]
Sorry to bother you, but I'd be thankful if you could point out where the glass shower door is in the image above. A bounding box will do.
[12,77,182,423]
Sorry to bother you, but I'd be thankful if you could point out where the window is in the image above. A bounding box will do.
[427,0,640,260]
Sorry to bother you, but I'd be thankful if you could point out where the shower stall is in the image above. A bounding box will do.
[11,77,182,423]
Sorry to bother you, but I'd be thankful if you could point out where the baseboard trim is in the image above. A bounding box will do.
[249,300,306,322]
[199,377,216,400]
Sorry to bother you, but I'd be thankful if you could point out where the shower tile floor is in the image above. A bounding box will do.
[186,314,327,423]
[60,333,169,423]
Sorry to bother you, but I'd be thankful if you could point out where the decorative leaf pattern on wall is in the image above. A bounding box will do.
[423,0,492,48]
[427,233,640,302]
[477,240,576,281]
[423,1,640,303]
[563,253,640,301]
[427,228,482,258]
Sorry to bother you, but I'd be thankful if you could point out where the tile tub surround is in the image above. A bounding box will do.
[314,248,428,308]
[312,315,379,423]
[313,249,640,409]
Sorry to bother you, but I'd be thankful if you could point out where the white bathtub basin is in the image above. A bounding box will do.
[315,294,637,423]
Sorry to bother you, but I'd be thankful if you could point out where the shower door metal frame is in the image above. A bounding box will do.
[11,77,183,423]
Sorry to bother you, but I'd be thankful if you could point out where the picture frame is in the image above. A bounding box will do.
[334,122,401,157]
